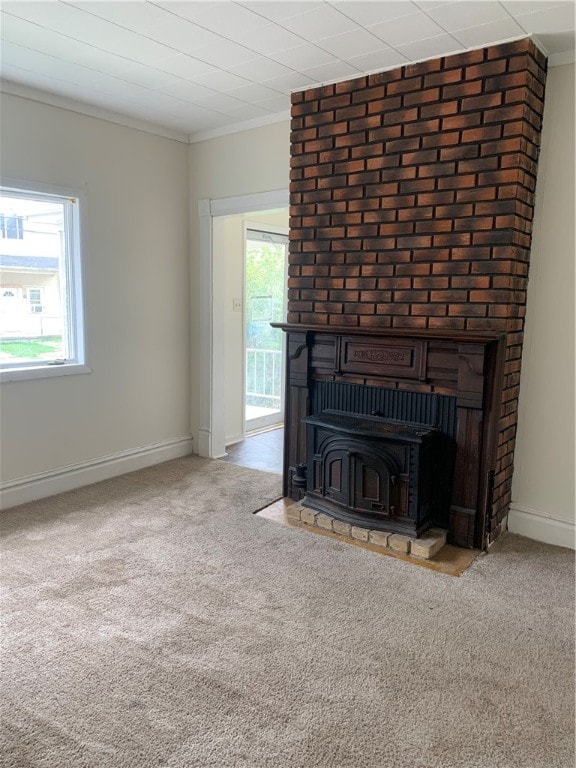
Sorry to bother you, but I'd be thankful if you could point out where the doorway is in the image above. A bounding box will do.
[197,189,289,459]
[244,227,288,434]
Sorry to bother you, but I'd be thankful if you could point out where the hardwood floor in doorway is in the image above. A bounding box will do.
[220,427,283,475]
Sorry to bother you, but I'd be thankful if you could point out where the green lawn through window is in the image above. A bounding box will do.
[0,336,63,360]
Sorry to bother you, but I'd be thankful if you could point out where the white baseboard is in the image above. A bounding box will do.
[0,435,194,510]
[196,428,227,459]
[508,503,575,550]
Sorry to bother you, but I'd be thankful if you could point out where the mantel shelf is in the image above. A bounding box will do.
[271,323,505,345]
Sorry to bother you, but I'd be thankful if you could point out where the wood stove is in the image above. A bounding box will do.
[304,410,454,537]
[275,324,506,550]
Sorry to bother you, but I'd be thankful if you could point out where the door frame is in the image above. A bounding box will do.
[197,189,289,458]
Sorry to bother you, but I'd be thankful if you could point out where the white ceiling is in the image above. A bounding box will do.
[1,1,574,142]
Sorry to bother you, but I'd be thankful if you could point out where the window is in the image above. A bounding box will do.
[0,180,88,381]
[28,288,43,313]
[0,214,24,239]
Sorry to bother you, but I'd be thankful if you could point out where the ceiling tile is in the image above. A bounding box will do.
[226,82,285,102]
[111,64,185,91]
[513,3,576,35]
[0,13,133,77]
[193,69,252,92]
[66,1,172,33]
[149,1,219,25]
[139,18,227,54]
[270,42,337,69]
[346,48,410,71]
[191,38,260,67]
[233,22,306,55]
[191,92,249,113]
[329,1,421,26]
[316,27,391,57]
[300,59,362,81]
[3,2,171,61]
[222,102,271,120]
[501,1,570,16]
[259,95,291,112]
[260,71,317,93]
[160,79,219,101]
[237,2,325,23]
[423,2,510,33]
[452,18,526,47]
[147,54,215,79]
[279,5,358,41]
[397,33,464,59]
[227,57,294,81]
[167,2,271,37]
[368,11,446,46]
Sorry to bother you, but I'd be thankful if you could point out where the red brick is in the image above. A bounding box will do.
[411,304,447,316]
[320,93,352,110]
[402,149,438,165]
[304,111,336,127]
[318,148,348,163]
[368,125,403,143]
[403,87,441,106]
[449,304,487,317]
[420,101,459,120]
[432,262,470,275]
[428,317,466,330]
[351,142,385,159]
[424,68,463,87]
[390,316,428,328]
[305,83,335,101]
[387,76,423,95]
[352,85,385,104]
[461,92,503,112]
[383,106,419,124]
[451,275,491,289]
[415,219,453,233]
[318,122,349,138]
[442,113,481,131]
[335,76,368,94]
[403,118,442,136]
[465,59,508,80]
[443,80,483,99]
[378,303,410,315]
[422,131,461,148]
[461,125,502,143]
[349,115,384,132]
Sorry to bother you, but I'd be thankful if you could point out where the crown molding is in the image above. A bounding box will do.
[187,109,290,144]
[0,79,190,144]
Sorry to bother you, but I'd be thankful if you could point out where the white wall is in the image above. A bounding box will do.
[0,93,192,504]
[188,121,290,447]
[509,62,576,549]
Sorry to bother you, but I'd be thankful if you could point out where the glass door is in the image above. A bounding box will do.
[244,228,287,433]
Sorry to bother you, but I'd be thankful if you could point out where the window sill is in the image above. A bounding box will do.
[0,363,92,383]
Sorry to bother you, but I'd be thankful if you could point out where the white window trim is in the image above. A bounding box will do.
[0,177,91,383]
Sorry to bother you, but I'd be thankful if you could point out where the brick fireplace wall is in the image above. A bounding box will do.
[288,38,547,543]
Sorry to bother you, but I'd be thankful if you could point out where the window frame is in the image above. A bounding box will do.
[0,178,90,383]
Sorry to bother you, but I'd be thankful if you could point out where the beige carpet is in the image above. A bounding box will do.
[0,456,574,768]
